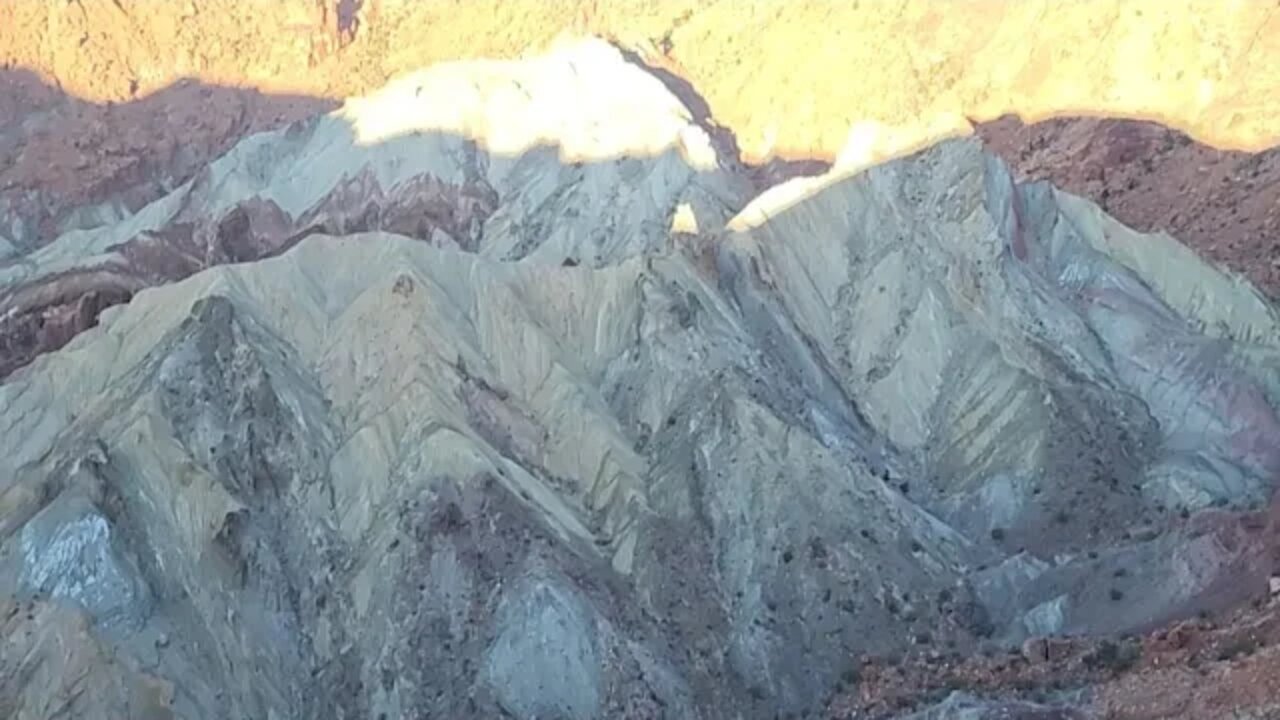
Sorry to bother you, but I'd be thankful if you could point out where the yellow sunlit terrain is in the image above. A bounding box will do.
[4,0,1279,164]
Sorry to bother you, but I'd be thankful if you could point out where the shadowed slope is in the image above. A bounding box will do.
[0,39,750,379]
[0,68,337,251]
[977,115,1280,298]
[0,32,1279,720]
[1,130,1278,718]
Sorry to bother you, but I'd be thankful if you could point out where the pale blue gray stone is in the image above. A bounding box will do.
[19,493,150,631]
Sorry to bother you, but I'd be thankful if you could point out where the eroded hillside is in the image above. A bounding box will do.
[4,0,1278,297]
[1,37,1279,718]
[1,5,1279,720]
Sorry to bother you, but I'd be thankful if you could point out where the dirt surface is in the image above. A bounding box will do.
[977,115,1280,297]
[0,596,176,719]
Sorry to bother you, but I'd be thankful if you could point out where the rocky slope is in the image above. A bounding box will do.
[6,0,1280,157]
[830,572,1280,718]
[0,67,335,254]
[4,1,1280,300]
[976,115,1280,298]
[0,38,748,378]
[2,37,1279,719]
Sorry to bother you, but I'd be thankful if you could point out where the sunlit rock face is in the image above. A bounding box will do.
[1,39,1278,720]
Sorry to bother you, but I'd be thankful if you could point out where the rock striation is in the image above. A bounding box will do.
[1,36,1279,720]
[0,38,746,379]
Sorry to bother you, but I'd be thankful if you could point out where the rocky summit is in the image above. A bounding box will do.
[1,22,1279,720]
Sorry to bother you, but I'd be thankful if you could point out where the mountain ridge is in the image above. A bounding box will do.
[1,31,1279,720]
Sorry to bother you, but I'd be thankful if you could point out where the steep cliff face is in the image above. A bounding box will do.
[1,37,1277,717]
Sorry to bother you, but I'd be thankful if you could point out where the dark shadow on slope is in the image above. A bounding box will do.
[975,114,1280,298]
[0,66,749,379]
[715,133,1280,640]
[0,67,340,251]
[613,44,834,190]
[335,0,364,39]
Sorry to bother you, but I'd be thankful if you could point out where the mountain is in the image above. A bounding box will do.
[6,2,1280,301]
[0,37,747,378]
[1,37,1278,719]
[975,115,1280,298]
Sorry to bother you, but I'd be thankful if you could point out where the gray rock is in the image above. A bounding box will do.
[0,42,1277,720]
[485,572,603,720]
[892,691,1090,719]
[15,492,151,633]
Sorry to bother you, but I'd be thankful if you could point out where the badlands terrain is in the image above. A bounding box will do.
[1,2,1279,718]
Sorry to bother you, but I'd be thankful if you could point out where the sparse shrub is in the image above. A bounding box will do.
[1110,588,1125,602]
[954,600,994,638]
[1084,639,1141,673]
[838,665,861,689]
[809,536,828,561]
[990,527,1006,542]
[1216,637,1260,661]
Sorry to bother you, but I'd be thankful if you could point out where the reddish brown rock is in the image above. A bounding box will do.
[0,67,336,250]
[824,483,1280,716]
[977,115,1280,298]
[0,163,497,379]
